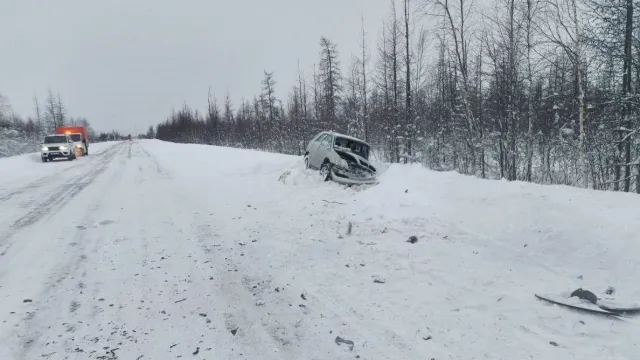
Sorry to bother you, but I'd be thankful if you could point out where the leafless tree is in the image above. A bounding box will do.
[404,0,414,161]
[537,0,588,188]
[524,0,541,181]
[359,16,371,142]
[430,0,478,175]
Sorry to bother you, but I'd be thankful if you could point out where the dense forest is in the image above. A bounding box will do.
[156,0,640,193]
[0,90,128,157]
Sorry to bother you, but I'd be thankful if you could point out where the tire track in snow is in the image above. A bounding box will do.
[46,145,209,359]
[142,153,294,360]
[0,143,126,257]
[0,142,121,205]
[301,282,428,360]
[136,143,171,179]
[169,168,344,357]
[0,179,49,204]
[211,215,423,360]
[0,143,127,357]
[184,176,429,359]
[183,192,342,359]
[0,144,120,226]
[18,141,169,360]
[190,219,293,359]
[53,152,132,357]
[16,203,103,359]
[13,143,129,359]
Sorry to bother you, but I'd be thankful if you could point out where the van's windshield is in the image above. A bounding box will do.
[70,134,82,142]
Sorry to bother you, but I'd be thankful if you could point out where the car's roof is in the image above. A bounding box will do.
[321,131,370,146]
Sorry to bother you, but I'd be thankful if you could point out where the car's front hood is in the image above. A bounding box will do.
[334,149,377,175]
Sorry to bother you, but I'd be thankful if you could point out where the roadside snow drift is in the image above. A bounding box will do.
[0,139,638,360]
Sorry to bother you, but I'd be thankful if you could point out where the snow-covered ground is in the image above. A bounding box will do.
[0,139,638,360]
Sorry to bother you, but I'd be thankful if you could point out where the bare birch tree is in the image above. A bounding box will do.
[359,16,371,142]
[538,0,589,188]
[430,0,478,174]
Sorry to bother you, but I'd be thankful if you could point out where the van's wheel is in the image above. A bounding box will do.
[319,163,332,182]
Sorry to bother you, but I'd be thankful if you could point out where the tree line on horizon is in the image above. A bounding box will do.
[0,89,92,133]
[155,0,640,194]
[0,90,134,157]
[2,0,638,194]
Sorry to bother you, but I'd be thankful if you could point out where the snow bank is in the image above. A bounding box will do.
[0,129,41,158]
[348,163,640,358]
[363,163,640,286]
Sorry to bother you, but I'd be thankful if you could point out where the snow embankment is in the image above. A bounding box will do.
[0,129,41,158]
[142,140,640,359]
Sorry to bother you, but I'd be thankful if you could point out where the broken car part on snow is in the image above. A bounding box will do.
[536,288,640,317]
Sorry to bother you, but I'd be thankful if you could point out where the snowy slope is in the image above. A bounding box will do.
[0,139,638,360]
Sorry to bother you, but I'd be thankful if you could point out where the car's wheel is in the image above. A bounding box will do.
[319,163,332,182]
[304,156,309,169]
[41,157,47,163]
[68,154,74,161]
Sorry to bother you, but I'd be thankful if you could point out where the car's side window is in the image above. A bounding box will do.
[315,134,326,143]
[321,134,332,147]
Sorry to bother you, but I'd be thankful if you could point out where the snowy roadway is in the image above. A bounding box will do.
[0,140,639,359]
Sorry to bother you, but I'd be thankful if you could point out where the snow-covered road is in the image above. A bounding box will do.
[0,139,639,359]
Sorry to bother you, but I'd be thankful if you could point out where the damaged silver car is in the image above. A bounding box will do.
[304,131,377,185]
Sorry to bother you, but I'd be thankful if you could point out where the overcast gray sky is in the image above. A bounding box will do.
[1,0,391,134]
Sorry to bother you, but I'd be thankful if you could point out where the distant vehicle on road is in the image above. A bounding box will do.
[304,131,377,185]
[40,134,76,162]
[56,126,89,156]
